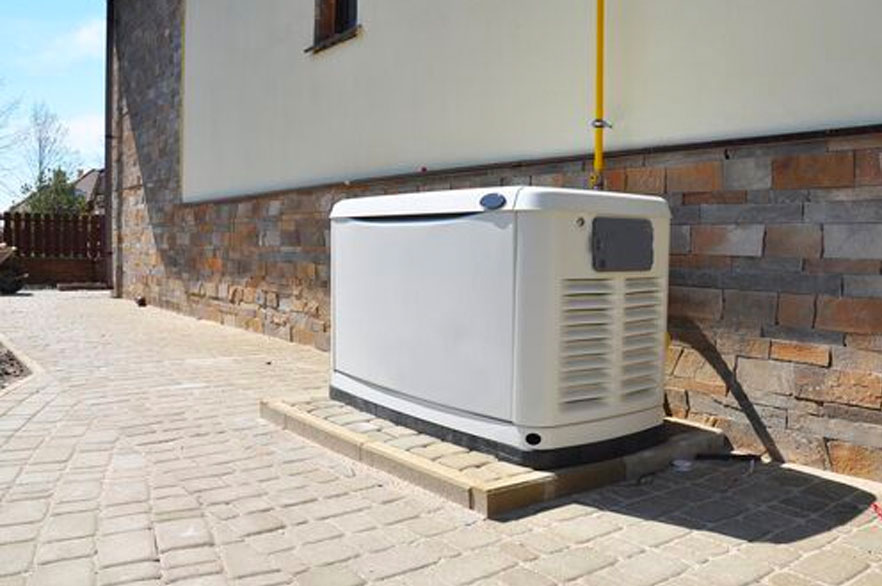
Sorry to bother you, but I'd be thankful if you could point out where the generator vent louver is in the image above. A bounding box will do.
[560,279,614,407]
[622,277,664,401]
[559,277,663,409]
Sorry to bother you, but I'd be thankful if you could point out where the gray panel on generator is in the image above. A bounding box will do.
[591,217,654,271]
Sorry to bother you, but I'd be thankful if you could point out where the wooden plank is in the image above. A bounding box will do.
[71,214,82,258]
[2,212,10,244]
[46,215,57,257]
[94,218,105,259]
[20,213,32,257]
[32,213,44,257]
[80,216,90,259]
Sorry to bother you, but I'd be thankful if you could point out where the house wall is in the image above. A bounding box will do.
[112,0,882,480]
[181,0,882,202]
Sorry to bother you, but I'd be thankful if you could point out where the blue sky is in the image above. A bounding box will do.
[0,0,105,208]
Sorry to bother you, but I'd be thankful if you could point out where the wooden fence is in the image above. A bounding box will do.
[1,212,105,260]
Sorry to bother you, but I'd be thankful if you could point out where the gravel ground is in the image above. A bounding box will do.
[0,343,28,389]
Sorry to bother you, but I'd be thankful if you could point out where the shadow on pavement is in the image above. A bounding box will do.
[500,459,878,545]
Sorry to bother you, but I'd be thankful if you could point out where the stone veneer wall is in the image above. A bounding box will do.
[112,0,882,479]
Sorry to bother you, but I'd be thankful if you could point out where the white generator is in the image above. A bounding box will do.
[330,186,670,468]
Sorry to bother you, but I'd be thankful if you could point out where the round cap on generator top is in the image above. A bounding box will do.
[480,193,506,210]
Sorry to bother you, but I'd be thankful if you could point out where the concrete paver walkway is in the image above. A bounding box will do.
[1,291,880,586]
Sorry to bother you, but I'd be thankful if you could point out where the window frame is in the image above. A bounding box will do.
[305,0,360,55]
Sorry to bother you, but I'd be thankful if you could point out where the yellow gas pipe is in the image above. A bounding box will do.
[589,0,606,190]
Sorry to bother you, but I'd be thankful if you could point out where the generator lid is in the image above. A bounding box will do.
[330,186,670,219]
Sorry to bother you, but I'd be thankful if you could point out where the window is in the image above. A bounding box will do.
[307,0,359,54]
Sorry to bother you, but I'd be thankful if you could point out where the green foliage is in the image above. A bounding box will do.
[20,168,85,215]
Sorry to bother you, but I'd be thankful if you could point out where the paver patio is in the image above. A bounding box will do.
[0,290,880,586]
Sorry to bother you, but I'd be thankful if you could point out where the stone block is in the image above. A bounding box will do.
[732,257,802,273]
[691,225,764,256]
[722,290,778,327]
[794,367,882,409]
[723,272,841,295]
[625,167,665,194]
[827,132,882,151]
[844,276,882,299]
[816,296,882,334]
[700,204,801,224]
[669,268,725,289]
[724,158,772,190]
[668,286,722,321]
[682,191,746,205]
[805,258,881,274]
[822,403,882,426]
[824,224,882,259]
[604,168,625,191]
[715,332,770,358]
[667,161,722,192]
[672,348,704,379]
[736,357,795,396]
[777,293,815,328]
[664,387,689,418]
[765,224,822,258]
[846,333,882,351]
[827,441,882,481]
[670,225,691,254]
[830,346,882,374]
[761,325,844,346]
[770,341,830,366]
[772,152,854,189]
[808,185,882,201]
[669,254,732,270]
[806,201,882,223]
[791,413,882,451]
[856,149,882,186]
[670,204,701,225]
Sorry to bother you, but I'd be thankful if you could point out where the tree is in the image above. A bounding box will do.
[23,103,72,190]
[0,82,21,198]
[21,168,85,215]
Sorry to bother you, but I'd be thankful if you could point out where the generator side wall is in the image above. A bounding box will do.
[112,1,882,479]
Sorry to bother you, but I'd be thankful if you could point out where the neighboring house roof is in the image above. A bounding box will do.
[4,169,105,215]
[74,169,101,199]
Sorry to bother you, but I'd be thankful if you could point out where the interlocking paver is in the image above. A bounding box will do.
[350,544,440,581]
[0,541,35,578]
[43,512,97,542]
[98,561,161,586]
[528,547,615,581]
[154,518,212,552]
[96,529,157,568]
[297,565,364,586]
[790,548,869,585]
[686,553,774,586]
[35,537,95,565]
[27,558,94,586]
[1,292,881,586]
[431,550,518,585]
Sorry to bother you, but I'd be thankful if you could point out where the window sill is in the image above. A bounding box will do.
[304,25,361,55]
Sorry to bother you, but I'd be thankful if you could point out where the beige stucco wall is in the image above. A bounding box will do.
[181,0,882,202]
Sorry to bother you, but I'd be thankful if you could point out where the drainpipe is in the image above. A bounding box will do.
[104,0,118,296]
[589,0,610,190]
